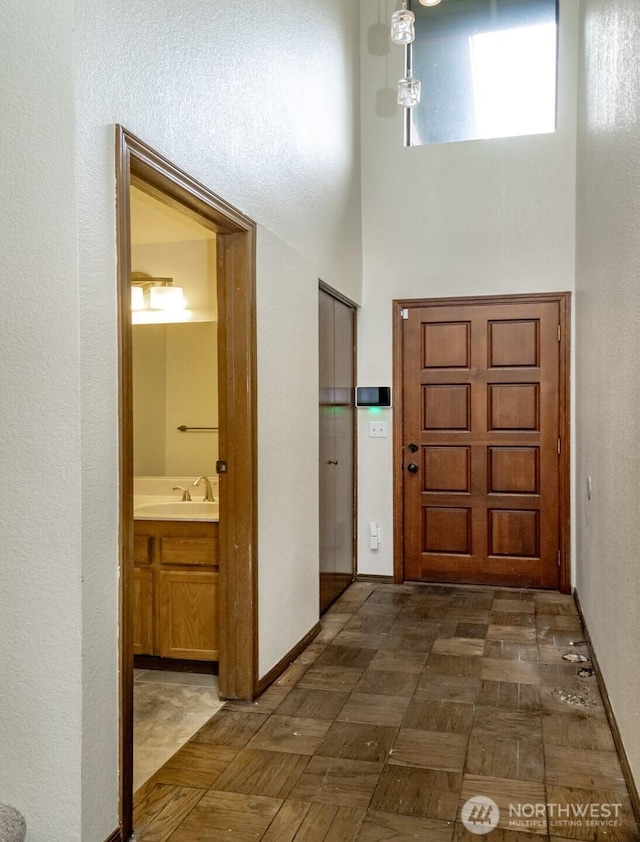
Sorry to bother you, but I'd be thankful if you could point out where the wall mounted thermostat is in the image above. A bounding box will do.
[355,386,391,407]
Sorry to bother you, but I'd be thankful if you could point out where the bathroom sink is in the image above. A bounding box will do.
[134,500,218,521]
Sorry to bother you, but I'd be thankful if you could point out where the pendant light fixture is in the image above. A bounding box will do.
[391,0,438,111]
[398,75,421,108]
[392,0,421,108]
[390,0,415,45]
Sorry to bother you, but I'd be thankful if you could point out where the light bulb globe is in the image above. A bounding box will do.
[390,8,415,44]
[397,76,421,108]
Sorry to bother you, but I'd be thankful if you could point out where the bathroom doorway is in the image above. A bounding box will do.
[116,127,258,839]
[129,185,224,794]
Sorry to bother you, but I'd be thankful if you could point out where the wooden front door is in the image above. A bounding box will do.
[395,295,569,590]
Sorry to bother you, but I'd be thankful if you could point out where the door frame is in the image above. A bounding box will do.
[392,292,571,593]
[115,127,258,839]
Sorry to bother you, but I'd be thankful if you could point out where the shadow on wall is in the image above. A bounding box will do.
[368,9,399,119]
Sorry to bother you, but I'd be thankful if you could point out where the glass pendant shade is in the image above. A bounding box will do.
[419,0,442,5]
[398,76,421,107]
[390,7,415,44]
[149,285,185,310]
[131,286,145,310]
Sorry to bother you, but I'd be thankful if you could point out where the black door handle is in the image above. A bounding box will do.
[327,460,339,465]
[407,462,419,473]
[407,443,419,453]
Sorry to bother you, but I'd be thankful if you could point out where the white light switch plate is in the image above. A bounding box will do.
[369,422,388,438]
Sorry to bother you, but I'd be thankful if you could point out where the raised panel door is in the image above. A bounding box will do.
[401,299,561,588]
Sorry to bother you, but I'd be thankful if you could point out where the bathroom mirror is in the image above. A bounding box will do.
[130,184,219,479]
[132,321,218,477]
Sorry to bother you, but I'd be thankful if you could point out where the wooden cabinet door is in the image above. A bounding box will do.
[400,298,564,589]
[133,567,153,655]
[158,570,219,660]
[319,287,356,612]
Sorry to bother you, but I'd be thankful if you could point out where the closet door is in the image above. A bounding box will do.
[319,287,356,612]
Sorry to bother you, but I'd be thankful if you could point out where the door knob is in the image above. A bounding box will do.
[407,443,419,453]
[327,460,339,465]
[407,462,419,473]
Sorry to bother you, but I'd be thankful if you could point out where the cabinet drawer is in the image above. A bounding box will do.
[160,536,218,567]
[134,535,152,564]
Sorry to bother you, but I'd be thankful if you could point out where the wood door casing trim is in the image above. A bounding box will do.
[392,292,571,594]
[116,126,258,840]
[319,279,359,311]
[115,127,134,838]
[217,230,259,698]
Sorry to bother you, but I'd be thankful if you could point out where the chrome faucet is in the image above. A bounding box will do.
[172,485,192,502]
[193,475,215,502]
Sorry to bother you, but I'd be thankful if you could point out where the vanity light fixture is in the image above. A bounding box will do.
[131,285,145,310]
[149,284,185,310]
[131,272,186,311]
[418,0,442,6]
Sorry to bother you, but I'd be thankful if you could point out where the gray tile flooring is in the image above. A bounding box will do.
[134,669,223,791]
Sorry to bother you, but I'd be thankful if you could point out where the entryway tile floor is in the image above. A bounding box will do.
[133,582,640,840]
[134,669,223,792]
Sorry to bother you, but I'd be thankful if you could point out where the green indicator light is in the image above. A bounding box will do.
[368,406,383,415]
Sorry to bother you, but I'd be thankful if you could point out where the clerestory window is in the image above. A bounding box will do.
[406,0,558,146]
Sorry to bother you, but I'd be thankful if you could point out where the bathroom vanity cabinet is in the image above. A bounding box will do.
[133,519,219,661]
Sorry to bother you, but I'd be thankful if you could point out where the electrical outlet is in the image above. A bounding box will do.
[369,422,388,438]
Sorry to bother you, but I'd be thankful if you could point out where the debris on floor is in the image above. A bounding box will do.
[578,667,595,678]
[552,687,598,709]
[570,639,588,646]
[562,652,589,663]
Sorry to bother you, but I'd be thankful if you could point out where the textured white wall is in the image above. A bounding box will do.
[256,227,321,674]
[357,0,579,576]
[575,0,640,788]
[0,1,83,839]
[71,1,361,838]
[0,1,361,840]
